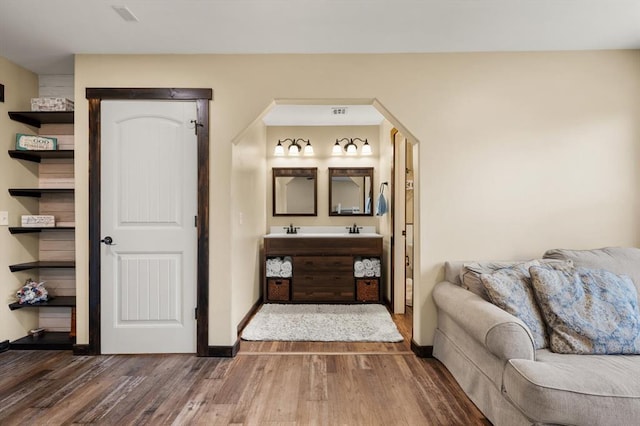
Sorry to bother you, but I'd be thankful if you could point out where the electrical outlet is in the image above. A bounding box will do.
[0,211,8,226]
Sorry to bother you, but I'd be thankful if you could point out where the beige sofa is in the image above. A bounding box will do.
[433,247,640,426]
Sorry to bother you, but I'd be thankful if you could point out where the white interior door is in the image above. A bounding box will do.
[101,100,198,354]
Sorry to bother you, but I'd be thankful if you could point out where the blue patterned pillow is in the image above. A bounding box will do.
[480,263,549,349]
[530,265,640,354]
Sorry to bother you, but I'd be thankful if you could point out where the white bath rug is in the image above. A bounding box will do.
[241,304,404,342]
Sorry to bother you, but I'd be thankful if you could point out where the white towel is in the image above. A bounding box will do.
[374,265,381,277]
[280,261,292,275]
[355,270,365,278]
[363,258,373,270]
[354,261,365,272]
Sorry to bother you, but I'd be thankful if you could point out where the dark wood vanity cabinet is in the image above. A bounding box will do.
[263,236,383,303]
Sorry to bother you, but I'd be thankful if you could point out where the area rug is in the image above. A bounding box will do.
[241,304,404,342]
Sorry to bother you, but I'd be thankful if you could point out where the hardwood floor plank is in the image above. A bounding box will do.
[0,310,488,426]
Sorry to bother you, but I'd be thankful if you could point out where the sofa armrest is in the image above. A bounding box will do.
[433,281,535,362]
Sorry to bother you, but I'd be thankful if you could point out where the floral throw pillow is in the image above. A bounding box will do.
[480,264,549,349]
[530,265,640,355]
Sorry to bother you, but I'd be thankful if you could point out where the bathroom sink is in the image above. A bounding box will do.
[265,232,380,238]
[265,225,380,238]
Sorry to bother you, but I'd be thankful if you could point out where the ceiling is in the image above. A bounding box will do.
[1,0,640,75]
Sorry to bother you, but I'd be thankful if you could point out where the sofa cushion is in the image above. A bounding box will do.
[530,265,640,354]
[543,247,640,293]
[480,264,548,349]
[460,259,570,300]
[504,350,640,426]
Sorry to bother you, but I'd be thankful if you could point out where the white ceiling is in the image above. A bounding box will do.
[1,0,640,75]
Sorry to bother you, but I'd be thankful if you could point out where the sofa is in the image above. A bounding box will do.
[433,247,640,426]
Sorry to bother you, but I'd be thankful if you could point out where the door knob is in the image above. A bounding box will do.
[100,236,116,245]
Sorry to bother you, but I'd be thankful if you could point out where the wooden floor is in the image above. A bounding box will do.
[0,308,490,425]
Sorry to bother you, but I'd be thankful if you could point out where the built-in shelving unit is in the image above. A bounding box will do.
[8,111,74,128]
[8,296,77,311]
[7,110,76,350]
[9,226,75,234]
[9,188,74,197]
[9,332,75,350]
[9,261,75,272]
[8,149,74,162]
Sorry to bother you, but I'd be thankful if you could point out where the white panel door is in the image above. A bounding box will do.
[101,100,198,354]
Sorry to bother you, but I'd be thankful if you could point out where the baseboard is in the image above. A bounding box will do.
[411,340,433,358]
[207,338,240,357]
[237,298,262,335]
[72,344,91,355]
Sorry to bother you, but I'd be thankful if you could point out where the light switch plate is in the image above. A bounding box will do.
[0,211,8,226]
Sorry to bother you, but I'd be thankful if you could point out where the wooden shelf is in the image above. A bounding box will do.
[8,150,74,163]
[8,111,74,128]
[10,332,74,350]
[9,226,75,234]
[9,261,76,272]
[9,188,74,197]
[9,296,76,311]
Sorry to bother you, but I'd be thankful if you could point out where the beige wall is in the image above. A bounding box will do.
[230,119,267,342]
[74,51,640,348]
[0,57,40,341]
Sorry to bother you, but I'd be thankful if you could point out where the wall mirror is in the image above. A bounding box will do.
[272,167,318,216]
[329,167,374,216]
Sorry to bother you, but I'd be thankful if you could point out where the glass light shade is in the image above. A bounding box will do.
[274,141,285,156]
[288,142,300,156]
[332,141,343,155]
[303,141,314,156]
[345,142,357,155]
[361,141,372,155]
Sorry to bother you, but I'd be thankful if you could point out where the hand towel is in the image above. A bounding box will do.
[375,194,387,216]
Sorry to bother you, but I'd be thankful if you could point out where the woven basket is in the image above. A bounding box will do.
[267,279,290,301]
[356,279,379,302]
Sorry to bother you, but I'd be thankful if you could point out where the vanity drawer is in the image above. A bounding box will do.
[293,276,354,301]
[294,256,352,274]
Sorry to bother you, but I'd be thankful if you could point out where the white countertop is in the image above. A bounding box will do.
[265,226,381,238]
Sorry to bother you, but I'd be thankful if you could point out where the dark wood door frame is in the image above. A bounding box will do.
[83,88,212,356]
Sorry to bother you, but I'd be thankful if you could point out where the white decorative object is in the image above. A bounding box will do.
[30,97,74,111]
[21,215,55,227]
[16,278,49,305]
[16,134,57,151]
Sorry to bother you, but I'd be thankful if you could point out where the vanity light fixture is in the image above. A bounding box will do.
[361,139,372,155]
[332,140,343,155]
[303,140,314,156]
[274,140,285,156]
[276,138,313,157]
[288,140,301,156]
[333,137,372,156]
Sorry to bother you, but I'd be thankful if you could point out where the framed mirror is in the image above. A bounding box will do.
[272,167,317,216]
[329,167,374,216]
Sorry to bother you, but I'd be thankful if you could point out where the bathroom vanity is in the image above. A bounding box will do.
[263,229,383,303]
